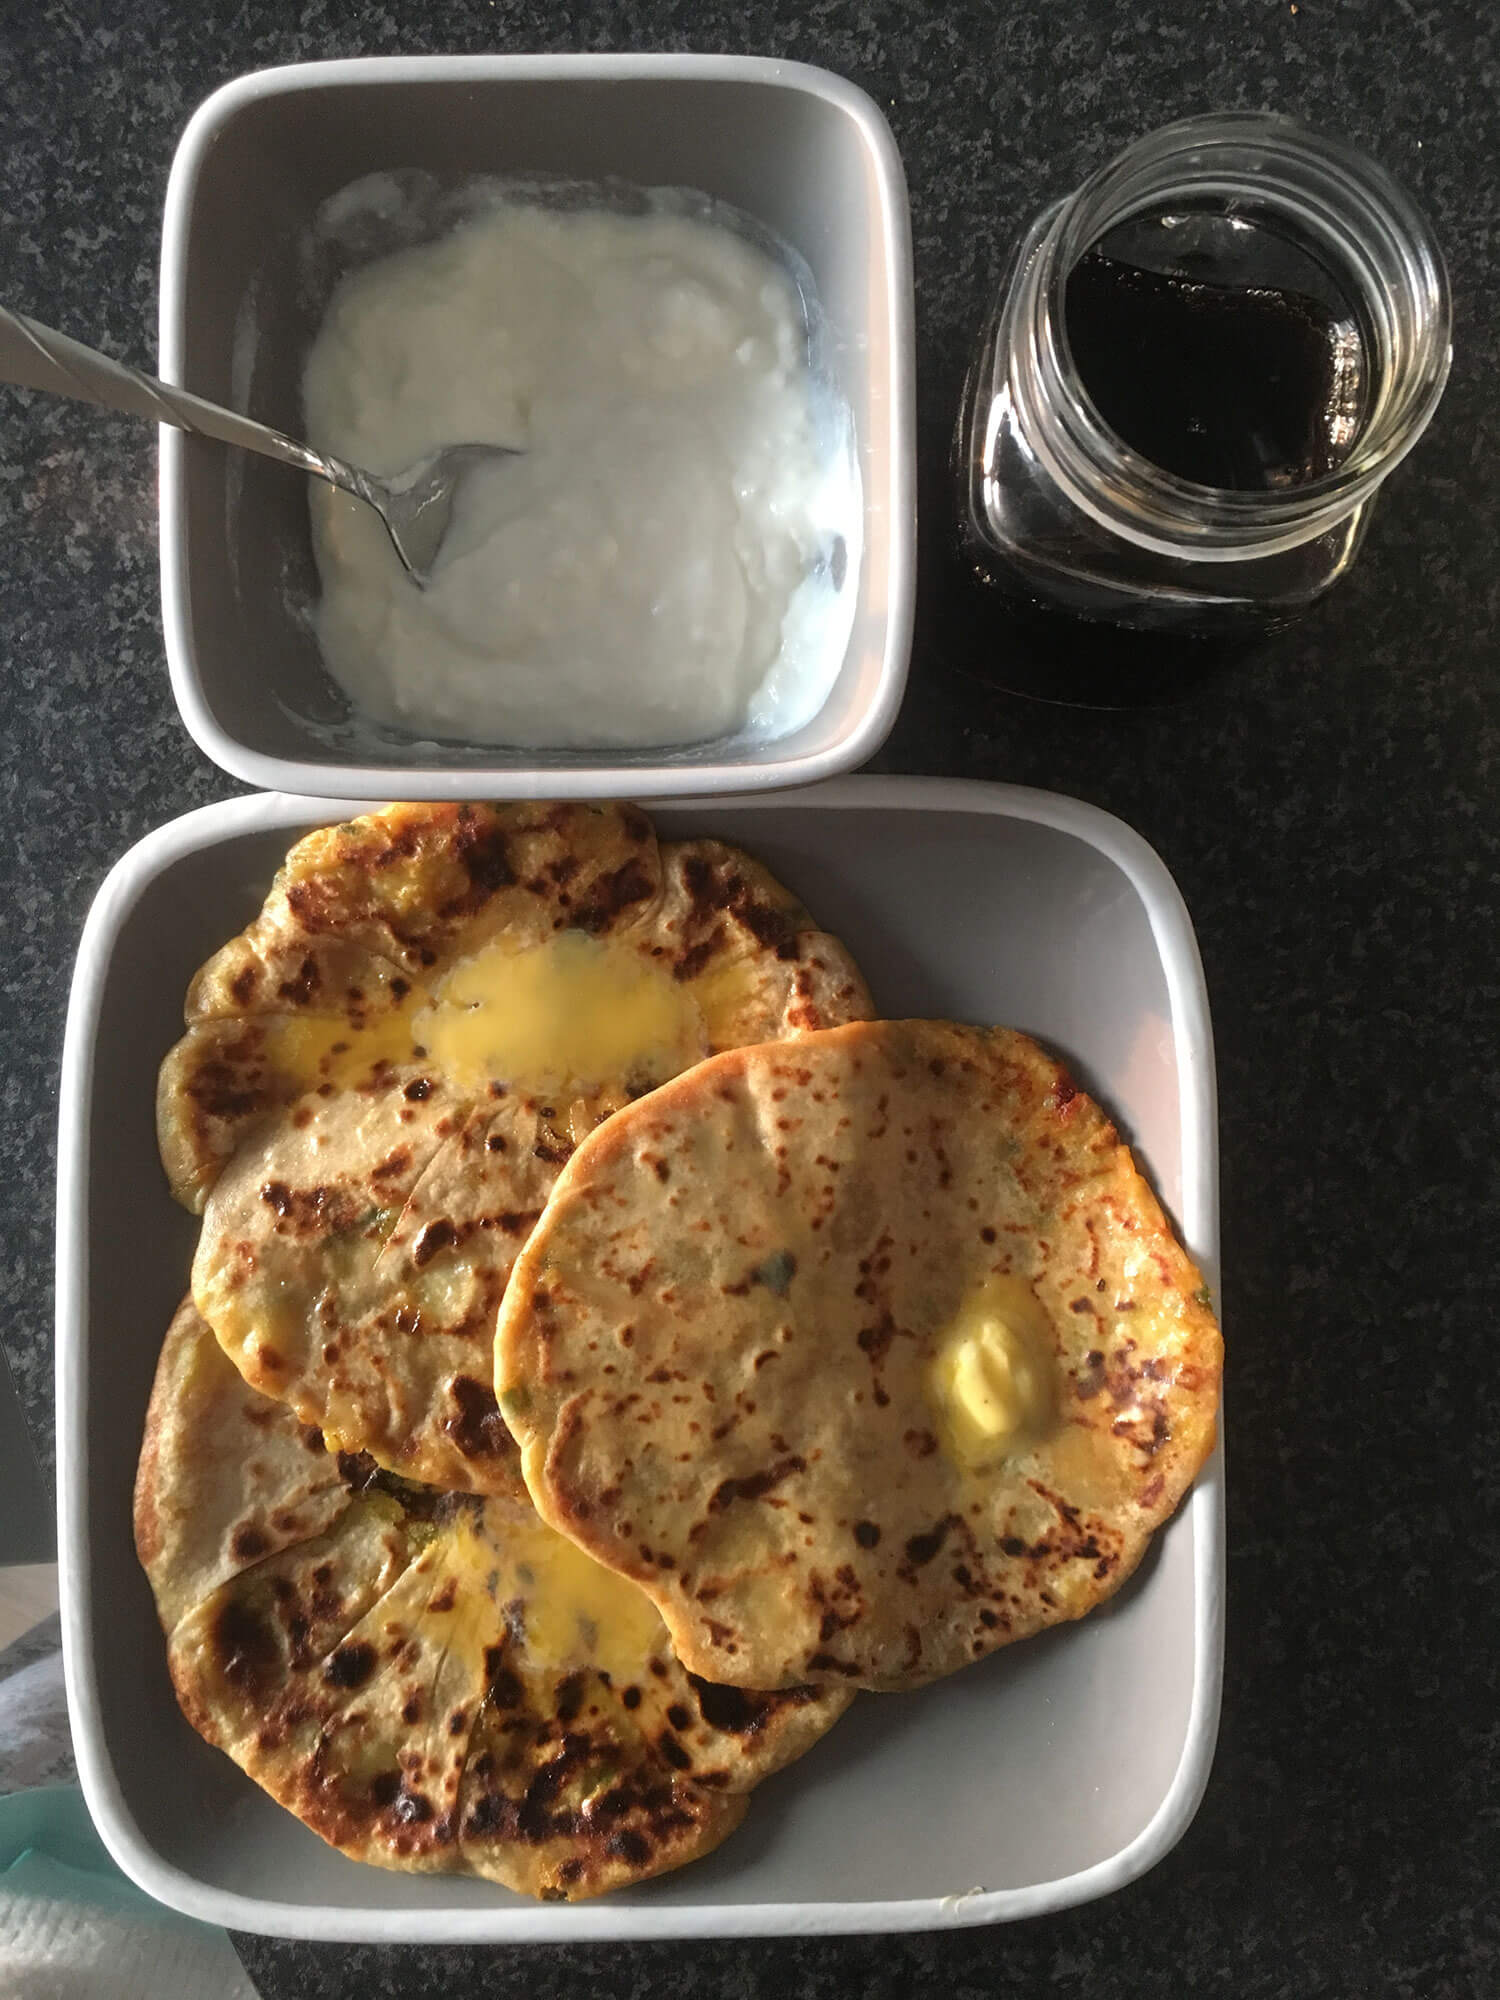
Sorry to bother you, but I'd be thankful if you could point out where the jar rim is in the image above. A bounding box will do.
[1021,112,1452,559]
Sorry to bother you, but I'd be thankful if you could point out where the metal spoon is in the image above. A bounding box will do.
[0,303,520,584]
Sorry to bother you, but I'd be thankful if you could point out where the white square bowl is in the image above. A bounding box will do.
[158,56,915,798]
[57,777,1223,1941]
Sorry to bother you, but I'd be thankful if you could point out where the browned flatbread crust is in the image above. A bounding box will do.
[496,1021,1222,1692]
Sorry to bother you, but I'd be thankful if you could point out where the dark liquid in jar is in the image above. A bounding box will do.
[1064,204,1372,490]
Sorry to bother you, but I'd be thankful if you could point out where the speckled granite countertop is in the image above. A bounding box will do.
[2,3,1495,1995]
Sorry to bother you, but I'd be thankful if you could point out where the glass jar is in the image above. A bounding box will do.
[956,113,1451,634]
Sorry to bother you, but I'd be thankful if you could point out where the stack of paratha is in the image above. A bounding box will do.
[139,800,1223,1899]
[138,801,869,1898]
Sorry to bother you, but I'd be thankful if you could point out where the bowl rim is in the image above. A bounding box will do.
[56,774,1224,1941]
[157,53,917,799]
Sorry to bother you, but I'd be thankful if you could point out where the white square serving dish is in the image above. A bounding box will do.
[56,776,1223,1942]
[158,55,915,799]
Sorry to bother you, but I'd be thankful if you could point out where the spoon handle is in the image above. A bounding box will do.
[0,301,342,485]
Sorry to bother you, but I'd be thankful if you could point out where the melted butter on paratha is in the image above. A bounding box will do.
[415,930,704,1094]
[137,1301,849,1900]
[473,1500,666,1683]
[257,930,727,1101]
[231,930,771,1131]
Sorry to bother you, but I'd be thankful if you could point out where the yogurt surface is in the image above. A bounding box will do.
[301,185,858,749]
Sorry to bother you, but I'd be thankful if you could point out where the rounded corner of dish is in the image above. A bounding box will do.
[163,65,281,218]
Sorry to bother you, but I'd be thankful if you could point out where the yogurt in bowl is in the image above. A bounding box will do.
[301,177,860,751]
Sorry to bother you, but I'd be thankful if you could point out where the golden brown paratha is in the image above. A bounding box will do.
[161,802,871,1493]
[495,1020,1222,1692]
[136,1300,850,1900]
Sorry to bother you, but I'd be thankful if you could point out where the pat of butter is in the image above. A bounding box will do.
[929,1276,1054,1467]
[414,930,704,1092]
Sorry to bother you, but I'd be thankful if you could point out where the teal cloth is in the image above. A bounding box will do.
[0,1785,209,1929]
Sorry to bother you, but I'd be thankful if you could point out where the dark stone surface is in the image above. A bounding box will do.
[1,1,1495,1994]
